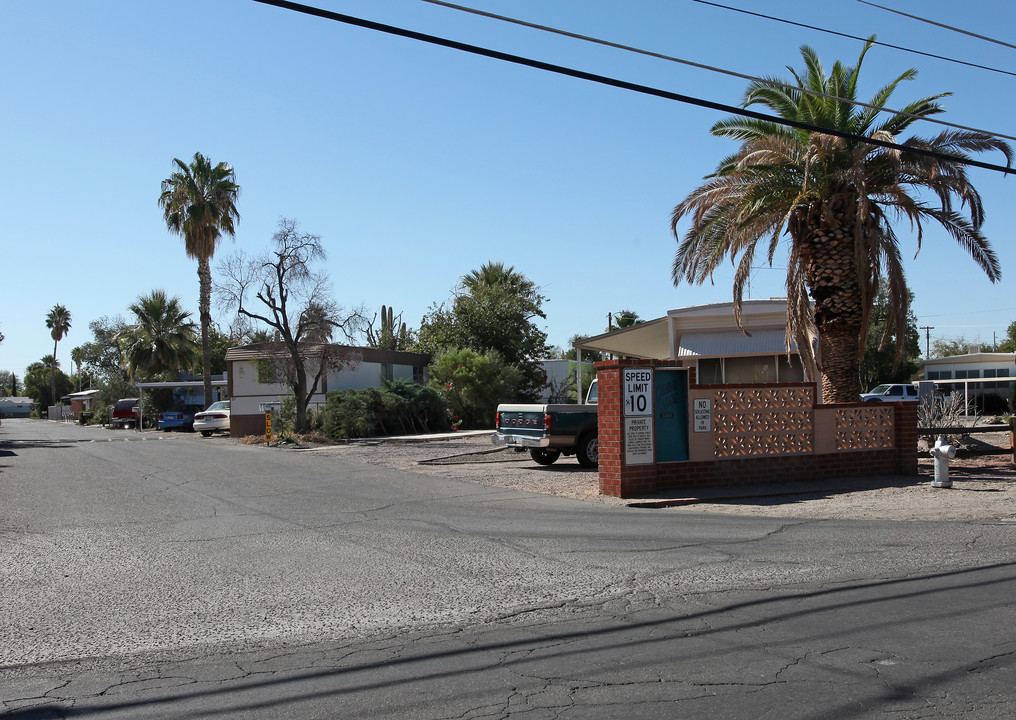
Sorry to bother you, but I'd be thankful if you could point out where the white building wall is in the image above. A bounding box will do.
[230,358,421,416]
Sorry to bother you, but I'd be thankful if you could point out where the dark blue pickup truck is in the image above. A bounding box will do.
[492,380,598,467]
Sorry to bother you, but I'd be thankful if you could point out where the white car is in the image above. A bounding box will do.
[859,384,919,402]
[192,401,230,436]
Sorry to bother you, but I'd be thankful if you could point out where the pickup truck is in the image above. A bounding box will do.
[492,379,598,467]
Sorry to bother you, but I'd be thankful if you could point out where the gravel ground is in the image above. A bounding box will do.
[292,430,1016,522]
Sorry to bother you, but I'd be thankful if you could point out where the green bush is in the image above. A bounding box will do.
[319,380,451,439]
[428,348,523,429]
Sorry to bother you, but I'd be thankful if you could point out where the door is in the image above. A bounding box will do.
[655,369,689,462]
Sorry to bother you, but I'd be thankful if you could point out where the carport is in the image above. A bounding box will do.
[133,378,228,428]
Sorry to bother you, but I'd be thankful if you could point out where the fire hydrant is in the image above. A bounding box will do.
[929,436,956,488]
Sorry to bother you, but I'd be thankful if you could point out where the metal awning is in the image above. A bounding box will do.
[573,317,671,360]
[676,329,796,358]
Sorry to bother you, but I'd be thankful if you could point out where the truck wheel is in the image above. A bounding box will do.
[530,448,560,466]
[576,432,598,468]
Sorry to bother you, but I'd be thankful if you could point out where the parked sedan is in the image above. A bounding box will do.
[193,401,230,437]
[157,404,203,432]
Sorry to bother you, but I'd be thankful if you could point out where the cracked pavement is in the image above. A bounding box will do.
[2,419,1015,718]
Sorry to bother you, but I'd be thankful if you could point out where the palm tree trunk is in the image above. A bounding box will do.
[198,256,213,410]
[51,338,58,407]
[797,196,864,403]
[817,325,861,403]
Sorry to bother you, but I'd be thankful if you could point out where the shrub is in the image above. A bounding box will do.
[428,348,524,429]
[319,380,452,439]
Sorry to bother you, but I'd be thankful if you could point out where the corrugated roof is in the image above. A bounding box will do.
[676,329,796,357]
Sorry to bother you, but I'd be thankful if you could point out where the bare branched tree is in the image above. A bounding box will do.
[216,218,366,432]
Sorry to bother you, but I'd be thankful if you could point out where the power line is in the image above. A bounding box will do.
[694,0,1016,77]
[921,307,1016,318]
[421,0,1016,143]
[856,0,1016,51]
[250,0,1014,175]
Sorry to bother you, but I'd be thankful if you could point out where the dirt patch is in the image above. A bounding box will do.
[292,431,1016,520]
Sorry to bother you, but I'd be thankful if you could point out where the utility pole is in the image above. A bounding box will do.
[920,326,934,358]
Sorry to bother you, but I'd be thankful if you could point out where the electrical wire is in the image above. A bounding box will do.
[249,0,1012,174]
[856,0,1016,51]
[420,0,1016,143]
[694,0,1016,75]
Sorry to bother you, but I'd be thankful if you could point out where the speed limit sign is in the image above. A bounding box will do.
[623,368,653,416]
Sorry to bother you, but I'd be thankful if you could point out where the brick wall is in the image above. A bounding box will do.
[597,359,919,498]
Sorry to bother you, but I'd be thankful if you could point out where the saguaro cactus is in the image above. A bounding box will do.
[368,305,409,351]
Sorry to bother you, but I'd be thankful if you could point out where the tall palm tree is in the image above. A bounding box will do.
[70,346,85,391]
[45,305,71,406]
[119,290,200,380]
[159,152,240,409]
[670,40,1011,403]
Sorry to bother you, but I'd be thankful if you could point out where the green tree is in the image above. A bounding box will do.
[24,358,73,410]
[561,334,604,362]
[119,290,200,381]
[0,370,19,397]
[858,286,920,390]
[76,316,134,407]
[159,151,240,410]
[610,309,643,330]
[416,263,549,400]
[996,321,1016,353]
[45,304,72,406]
[670,39,1011,403]
[931,337,973,358]
[428,348,523,429]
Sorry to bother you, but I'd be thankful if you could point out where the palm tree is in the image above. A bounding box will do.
[461,262,531,295]
[71,346,85,391]
[670,40,1011,403]
[119,290,200,380]
[159,152,240,409]
[45,305,71,406]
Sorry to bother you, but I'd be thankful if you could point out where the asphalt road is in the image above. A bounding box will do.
[2,418,1015,719]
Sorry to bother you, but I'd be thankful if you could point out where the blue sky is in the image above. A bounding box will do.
[3,0,1014,379]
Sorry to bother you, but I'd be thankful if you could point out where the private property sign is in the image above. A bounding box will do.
[623,368,654,465]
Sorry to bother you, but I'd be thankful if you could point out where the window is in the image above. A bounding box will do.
[724,356,777,383]
[777,355,805,382]
[381,364,394,382]
[927,370,951,380]
[955,369,980,379]
[697,358,723,384]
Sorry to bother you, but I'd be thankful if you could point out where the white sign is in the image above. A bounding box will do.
[693,397,712,433]
[623,368,653,416]
[625,417,655,465]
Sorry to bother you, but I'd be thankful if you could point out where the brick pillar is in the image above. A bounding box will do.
[894,402,919,475]
[596,362,624,497]
[596,358,684,498]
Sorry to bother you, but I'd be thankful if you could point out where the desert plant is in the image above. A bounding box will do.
[319,380,451,439]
